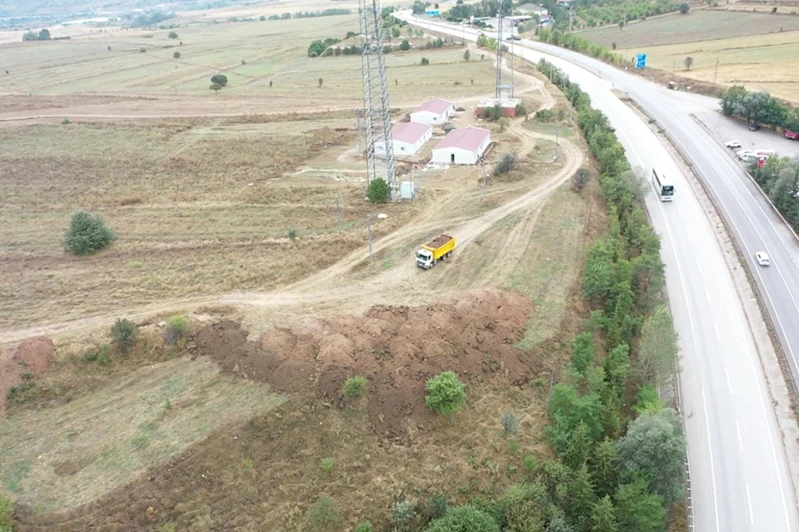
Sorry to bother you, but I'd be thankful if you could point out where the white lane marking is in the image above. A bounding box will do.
[725,369,733,395]
[746,484,755,525]
[736,419,744,451]
[704,288,712,306]
[714,323,721,341]
[696,257,704,273]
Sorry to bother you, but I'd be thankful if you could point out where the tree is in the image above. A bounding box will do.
[64,211,117,255]
[590,495,618,532]
[570,332,595,376]
[581,238,614,303]
[366,178,390,203]
[305,495,342,532]
[392,26,401,38]
[637,305,678,386]
[590,438,618,497]
[173,51,181,59]
[733,90,782,127]
[38,28,51,40]
[111,318,138,353]
[568,463,597,528]
[210,74,228,87]
[168,30,179,39]
[603,343,630,398]
[494,152,518,175]
[615,476,666,531]
[210,82,222,93]
[423,493,449,521]
[425,371,467,417]
[426,505,500,532]
[318,77,323,88]
[679,2,690,14]
[617,409,685,504]
[400,39,411,51]
[547,516,576,532]
[683,56,693,71]
[390,501,416,529]
[547,384,603,458]
[633,384,666,415]
[464,49,471,61]
[618,20,624,31]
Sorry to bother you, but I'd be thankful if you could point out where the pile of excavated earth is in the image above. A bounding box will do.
[192,288,539,443]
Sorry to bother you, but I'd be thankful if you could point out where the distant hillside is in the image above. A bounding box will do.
[0,0,243,19]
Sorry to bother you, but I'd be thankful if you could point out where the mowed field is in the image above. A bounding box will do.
[579,9,799,101]
[0,14,498,109]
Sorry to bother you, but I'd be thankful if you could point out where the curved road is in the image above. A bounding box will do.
[398,12,799,532]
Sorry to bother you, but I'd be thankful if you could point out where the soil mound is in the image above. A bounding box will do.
[192,288,538,443]
[0,336,55,414]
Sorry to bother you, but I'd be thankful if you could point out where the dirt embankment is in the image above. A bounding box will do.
[0,337,54,414]
[192,288,538,444]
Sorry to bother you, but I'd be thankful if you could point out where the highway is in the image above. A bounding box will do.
[397,12,799,531]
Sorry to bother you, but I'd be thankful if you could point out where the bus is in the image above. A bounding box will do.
[652,168,675,201]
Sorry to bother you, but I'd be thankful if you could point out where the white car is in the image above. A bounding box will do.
[736,150,753,160]
[725,140,742,149]
[755,251,771,266]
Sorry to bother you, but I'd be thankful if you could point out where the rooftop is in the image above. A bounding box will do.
[390,122,431,144]
[477,97,522,109]
[434,126,491,152]
[412,99,455,116]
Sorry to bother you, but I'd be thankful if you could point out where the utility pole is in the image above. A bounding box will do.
[713,50,721,84]
[480,156,488,198]
[335,195,342,234]
[366,214,373,261]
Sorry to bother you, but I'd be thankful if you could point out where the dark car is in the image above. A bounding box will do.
[749,125,761,131]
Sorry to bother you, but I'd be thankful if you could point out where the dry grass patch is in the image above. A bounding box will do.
[0,356,284,513]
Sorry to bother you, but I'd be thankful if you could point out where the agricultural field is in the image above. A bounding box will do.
[579,9,799,101]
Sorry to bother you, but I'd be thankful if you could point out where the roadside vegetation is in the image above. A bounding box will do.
[538,29,623,63]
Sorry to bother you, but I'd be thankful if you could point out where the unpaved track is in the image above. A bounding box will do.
[0,67,581,345]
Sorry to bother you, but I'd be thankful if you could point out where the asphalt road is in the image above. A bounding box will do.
[398,13,799,531]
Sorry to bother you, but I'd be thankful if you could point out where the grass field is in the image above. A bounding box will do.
[0,15,497,107]
[580,9,799,101]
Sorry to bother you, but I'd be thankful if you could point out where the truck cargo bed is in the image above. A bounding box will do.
[425,234,453,250]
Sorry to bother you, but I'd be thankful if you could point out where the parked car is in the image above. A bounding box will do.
[736,150,753,160]
[725,140,742,149]
[755,251,771,266]
[749,124,761,131]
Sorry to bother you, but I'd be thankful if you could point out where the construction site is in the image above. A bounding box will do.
[0,0,602,529]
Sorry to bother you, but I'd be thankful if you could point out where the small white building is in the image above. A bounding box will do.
[376,121,433,157]
[518,3,549,17]
[431,125,492,165]
[410,99,456,126]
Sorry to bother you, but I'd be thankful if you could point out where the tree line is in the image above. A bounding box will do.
[750,156,799,233]
[537,29,624,64]
[721,85,799,132]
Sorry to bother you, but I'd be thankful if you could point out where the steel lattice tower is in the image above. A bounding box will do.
[494,1,515,99]
[359,0,396,194]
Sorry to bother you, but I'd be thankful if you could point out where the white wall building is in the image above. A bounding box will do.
[376,122,433,157]
[410,99,456,125]
[431,125,492,165]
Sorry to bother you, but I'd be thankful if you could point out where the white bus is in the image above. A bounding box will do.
[652,168,675,201]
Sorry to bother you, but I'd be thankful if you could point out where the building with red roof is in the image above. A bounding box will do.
[431,125,492,165]
[410,99,456,125]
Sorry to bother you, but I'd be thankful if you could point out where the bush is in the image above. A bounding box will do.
[61,118,70,124]
[0,491,13,532]
[400,39,411,50]
[342,376,367,399]
[305,495,342,531]
[354,522,374,532]
[421,57,430,65]
[425,371,466,416]
[165,315,189,345]
[168,31,179,39]
[173,51,181,58]
[83,344,112,365]
[111,318,138,353]
[64,211,117,255]
[210,82,222,93]
[535,108,552,122]
[366,178,390,203]
[390,500,416,527]
[679,2,689,13]
[493,153,518,176]
[500,411,520,437]
[423,493,449,521]
[426,505,500,532]
[210,74,228,87]
[320,457,335,474]
[288,228,298,241]
[571,168,592,191]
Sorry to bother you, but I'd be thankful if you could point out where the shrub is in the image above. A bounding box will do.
[64,211,117,255]
[320,457,335,474]
[426,505,500,532]
[168,31,178,39]
[165,315,189,345]
[83,344,112,365]
[61,118,70,124]
[425,371,466,416]
[493,153,518,176]
[400,39,411,50]
[500,411,520,437]
[366,178,390,203]
[305,495,342,531]
[421,57,430,65]
[354,522,374,532]
[210,82,222,93]
[210,74,228,87]
[288,228,298,241]
[173,51,181,58]
[423,493,449,521]
[140,47,146,53]
[342,376,367,399]
[679,2,689,13]
[390,500,416,527]
[535,108,552,122]
[111,318,138,353]
[571,168,592,191]
[0,491,13,532]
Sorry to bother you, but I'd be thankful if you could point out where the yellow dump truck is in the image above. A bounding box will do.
[415,234,456,270]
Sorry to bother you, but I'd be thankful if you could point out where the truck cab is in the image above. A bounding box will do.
[416,249,435,269]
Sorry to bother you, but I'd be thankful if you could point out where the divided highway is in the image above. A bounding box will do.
[398,12,799,531]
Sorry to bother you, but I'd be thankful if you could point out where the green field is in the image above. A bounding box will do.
[579,9,799,49]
